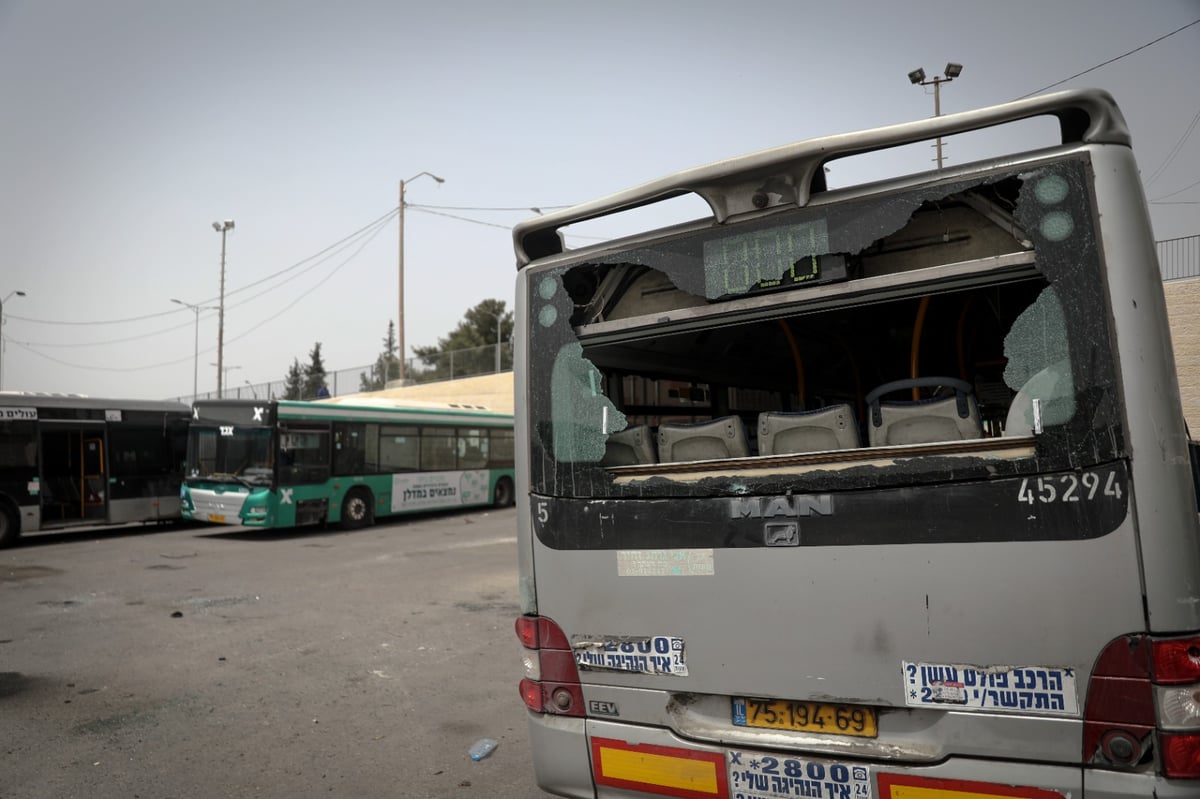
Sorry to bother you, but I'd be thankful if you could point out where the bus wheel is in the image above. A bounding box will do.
[493,477,515,507]
[0,503,19,548]
[340,488,374,530]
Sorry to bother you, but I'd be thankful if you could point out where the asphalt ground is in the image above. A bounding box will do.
[1,507,555,799]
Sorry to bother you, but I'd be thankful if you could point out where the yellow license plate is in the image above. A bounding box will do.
[733,697,877,738]
[207,514,226,524]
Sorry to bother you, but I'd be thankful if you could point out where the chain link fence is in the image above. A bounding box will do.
[175,341,512,405]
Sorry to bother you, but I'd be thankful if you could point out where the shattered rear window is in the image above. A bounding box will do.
[525,157,1121,499]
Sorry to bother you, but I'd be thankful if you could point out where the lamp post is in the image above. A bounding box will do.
[907,62,964,169]
[397,171,444,382]
[0,290,27,391]
[211,362,241,392]
[493,310,506,374]
[171,298,218,401]
[212,219,235,397]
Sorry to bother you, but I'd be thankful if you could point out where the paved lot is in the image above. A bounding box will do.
[1,508,555,799]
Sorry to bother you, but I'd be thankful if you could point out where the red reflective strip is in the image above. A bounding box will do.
[877,773,1065,798]
[591,737,728,799]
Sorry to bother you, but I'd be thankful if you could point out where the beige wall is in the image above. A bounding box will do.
[1165,278,1200,434]
[337,372,515,415]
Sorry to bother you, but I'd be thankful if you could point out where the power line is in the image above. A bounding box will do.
[1144,105,1200,189]
[407,205,513,230]
[9,211,395,371]
[1017,18,1200,99]
[409,203,570,212]
[1152,176,1200,202]
[8,207,400,327]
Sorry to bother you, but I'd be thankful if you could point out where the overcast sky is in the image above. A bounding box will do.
[1,0,1197,401]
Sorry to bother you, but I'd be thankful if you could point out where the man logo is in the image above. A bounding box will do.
[219,426,234,437]
[764,522,799,546]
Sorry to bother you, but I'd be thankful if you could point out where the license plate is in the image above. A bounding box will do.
[733,697,877,738]
[207,514,226,524]
[728,750,871,799]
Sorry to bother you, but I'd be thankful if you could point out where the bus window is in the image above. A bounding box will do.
[279,426,329,485]
[379,425,419,472]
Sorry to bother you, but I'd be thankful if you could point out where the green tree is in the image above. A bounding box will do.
[359,321,401,392]
[412,299,511,383]
[283,358,304,400]
[303,342,328,398]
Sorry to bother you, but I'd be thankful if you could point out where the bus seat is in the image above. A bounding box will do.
[657,416,751,463]
[758,405,860,455]
[602,425,657,466]
[866,377,983,447]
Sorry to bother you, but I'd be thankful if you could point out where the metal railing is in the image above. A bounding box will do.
[1160,235,1200,282]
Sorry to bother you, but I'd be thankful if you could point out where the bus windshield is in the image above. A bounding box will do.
[186,426,274,486]
[527,158,1118,502]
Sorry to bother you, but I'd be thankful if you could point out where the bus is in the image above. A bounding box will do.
[0,393,189,547]
[182,397,515,529]
[511,89,1200,797]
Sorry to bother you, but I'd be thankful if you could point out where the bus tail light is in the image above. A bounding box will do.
[516,615,584,717]
[1085,633,1200,777]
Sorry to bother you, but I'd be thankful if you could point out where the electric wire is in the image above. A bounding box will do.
[1016,18,1200,99]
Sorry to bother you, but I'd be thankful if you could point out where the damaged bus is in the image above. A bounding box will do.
[512,89,1200,797]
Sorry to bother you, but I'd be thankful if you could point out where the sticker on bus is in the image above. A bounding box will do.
[727,749,871,799]
[390,470,490,512]
[902,661,1078,715]
[572,635,688,676]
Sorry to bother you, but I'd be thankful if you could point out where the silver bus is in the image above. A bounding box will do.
[0,393,190,546]
[512,90,1200,798]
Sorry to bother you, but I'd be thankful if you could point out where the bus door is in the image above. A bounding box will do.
[39,424,108,525]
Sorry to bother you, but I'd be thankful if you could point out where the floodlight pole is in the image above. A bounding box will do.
[908,63,964,169]
[212,220,235,397]
[398,171,444,383]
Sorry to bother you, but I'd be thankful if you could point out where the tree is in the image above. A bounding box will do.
[283,358,304,400]
[359,321,401,392]
[303,342,327,399]
[412,299,512,382]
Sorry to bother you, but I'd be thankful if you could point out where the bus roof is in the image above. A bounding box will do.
[512,88,1130,266]
[0,392,189,414]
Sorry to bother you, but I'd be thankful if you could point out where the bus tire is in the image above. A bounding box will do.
[0,501,19,548]
[340,487,374,530]
[493,477,515,507]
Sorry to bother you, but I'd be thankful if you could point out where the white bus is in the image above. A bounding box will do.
[512,90,1200,798]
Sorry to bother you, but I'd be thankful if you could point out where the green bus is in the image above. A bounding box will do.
[182,398,515,529]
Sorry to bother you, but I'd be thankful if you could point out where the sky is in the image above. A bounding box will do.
[1,0,1197,401]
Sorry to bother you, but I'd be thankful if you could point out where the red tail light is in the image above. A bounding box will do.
[1085,633,1200,778]
[1152,638,1200,684]
[515,615,584,717]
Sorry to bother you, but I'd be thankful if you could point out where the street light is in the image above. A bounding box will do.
[212,219,235,397]
[908,62,964,169]
[493,310,506,374]
[0,290,27,391]
[398,171,444,382]
[210,362,241,394]
[171,298,218,401]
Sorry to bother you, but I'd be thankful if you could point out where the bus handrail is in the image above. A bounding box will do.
[513,88,1129,266]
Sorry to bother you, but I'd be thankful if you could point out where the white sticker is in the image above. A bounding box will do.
[617,549,714,576]
[390,470,489,511]
[902,661,1078,716]
[572,635,687,676]
[728,750,871,799]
